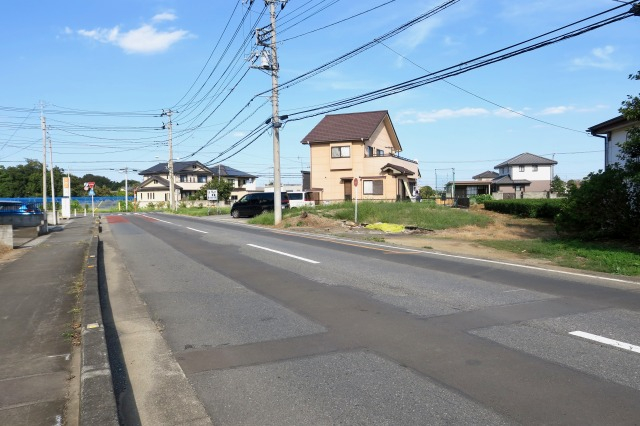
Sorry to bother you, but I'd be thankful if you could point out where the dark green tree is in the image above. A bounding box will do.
[550,175,566,196]
[419,185,436,199]
[194,179,234,202]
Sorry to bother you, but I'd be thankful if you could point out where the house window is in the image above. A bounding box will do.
[532,165,538,172]
[363,180,383,195]
[519,166,525,172]
[198,175,207,183]
[467,186,478,195]
[227,179,235,186]
[366,146,374,157]
[377,149,384,156]
[153,179,158,184]
[146,192,155,200]
[331,146,350,158]
[180,175,187,182]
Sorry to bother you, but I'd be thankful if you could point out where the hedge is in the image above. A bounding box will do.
[483,198,566,219]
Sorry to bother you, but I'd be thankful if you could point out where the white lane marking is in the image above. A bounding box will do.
[247,244,320,264]
[186,227,208,234]
[569,331,640,354]
[277,230,640,284]
[138,213,176,225]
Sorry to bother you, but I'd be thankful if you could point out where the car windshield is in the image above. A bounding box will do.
[288,193,302,200]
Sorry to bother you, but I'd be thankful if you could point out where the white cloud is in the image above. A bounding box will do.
[398,107,489,123]
[394,18,442,51]
[539,105,574,115]
[493,108,525,118]
[571,45,622,70]
[152,12,177,22]
[72,12,191,54]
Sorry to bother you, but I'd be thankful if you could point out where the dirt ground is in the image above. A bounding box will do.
[278,206,559,266]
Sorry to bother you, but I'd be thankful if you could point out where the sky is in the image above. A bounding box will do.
[1,0,639,190]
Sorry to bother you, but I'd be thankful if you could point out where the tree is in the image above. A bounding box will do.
[419,185,436,199]
[556,70,640,241]
[194,179,234,202]
[550,175,566,196]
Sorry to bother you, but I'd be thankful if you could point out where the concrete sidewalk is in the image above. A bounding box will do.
[0,217,115,425]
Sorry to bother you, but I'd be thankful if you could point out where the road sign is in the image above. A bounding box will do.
[353,178,358,187]
[84,181,95,191]
[207,189,218,201]
[88,189,95,197]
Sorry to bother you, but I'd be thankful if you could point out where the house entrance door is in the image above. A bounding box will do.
[343,179,352,201]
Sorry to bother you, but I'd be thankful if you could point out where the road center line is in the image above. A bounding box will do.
[247,244,320,264]
[569,331,640,354]
[187,227,208,234]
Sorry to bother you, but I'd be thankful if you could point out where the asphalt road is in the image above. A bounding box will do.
[102,212,640,425]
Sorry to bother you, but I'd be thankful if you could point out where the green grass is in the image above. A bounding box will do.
[479,239,640,276]
[297,201,492,230]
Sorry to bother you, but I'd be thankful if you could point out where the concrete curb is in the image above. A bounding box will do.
[79,227,119,425]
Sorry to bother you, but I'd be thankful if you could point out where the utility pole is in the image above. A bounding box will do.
[252,0,287,225]
[40,106,48,224]
[48,136,57,225]
[162,110,176,211]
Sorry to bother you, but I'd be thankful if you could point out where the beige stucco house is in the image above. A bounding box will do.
[135,161,256,207]
[300,110,420,203]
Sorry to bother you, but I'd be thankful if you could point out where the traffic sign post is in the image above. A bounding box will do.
[85,182,96,217]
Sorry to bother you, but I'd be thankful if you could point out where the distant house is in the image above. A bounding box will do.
[588,115,637,168]
[301,110,421,202]
[492,153,557,199]
[445,154,557,200]
[135,161,256,207]
[445,171,497,198]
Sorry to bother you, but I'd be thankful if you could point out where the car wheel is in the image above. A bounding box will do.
[231,209,240,218]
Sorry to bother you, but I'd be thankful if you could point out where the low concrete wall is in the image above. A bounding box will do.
[0,213,45,228]
[0,225,12,250]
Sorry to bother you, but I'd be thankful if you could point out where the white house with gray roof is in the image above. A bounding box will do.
[491,153,557,199]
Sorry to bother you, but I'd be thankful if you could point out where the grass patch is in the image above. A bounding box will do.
[305,201,492,230]
[479,239,640,275]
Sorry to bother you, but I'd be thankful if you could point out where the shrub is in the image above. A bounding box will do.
[147,202,155,210]
[484,199,565,219]
[471,194,493,204]
[556,168,638,241]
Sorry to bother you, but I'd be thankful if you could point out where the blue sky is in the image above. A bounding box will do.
[1,0,638,190]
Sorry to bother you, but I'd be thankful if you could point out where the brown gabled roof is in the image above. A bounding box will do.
[301,110,392,144]
[381,163,415,176]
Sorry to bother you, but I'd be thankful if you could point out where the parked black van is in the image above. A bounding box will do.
[230,192,290,218]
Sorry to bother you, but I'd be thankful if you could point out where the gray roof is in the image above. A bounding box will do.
[472,171,499,179]
[587,115,633,134]
[137,175,183,191]
[494,153,557,168]
[139,161,256,179]
[492,175,530,185]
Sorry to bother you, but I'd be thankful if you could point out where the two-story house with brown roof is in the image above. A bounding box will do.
[588,115,638,169]
[300,110,420,202]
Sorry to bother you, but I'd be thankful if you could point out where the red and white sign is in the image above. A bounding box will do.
[84,181,95,191]
[353,178,358,187]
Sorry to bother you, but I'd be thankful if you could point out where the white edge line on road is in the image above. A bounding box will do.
[186,227,208,234]
[247,244,320,264]
[273,229,639,285]
[137,215,640,286]
[138,213,178,225]
[569,331,640,354]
